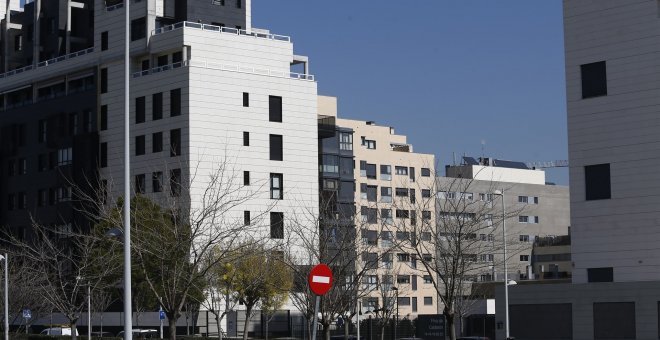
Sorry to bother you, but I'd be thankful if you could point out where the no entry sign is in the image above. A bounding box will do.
[308,264,333,295]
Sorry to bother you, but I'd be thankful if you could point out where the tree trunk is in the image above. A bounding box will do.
[379,324,385,340]
[215,314,222,340]
[71,320,78,340]
[322,322,331,340]
[445,313,456,340]
[265,317,269,340]
[242,307,253,340]
[344,319,349,340]
[169,316,178,340]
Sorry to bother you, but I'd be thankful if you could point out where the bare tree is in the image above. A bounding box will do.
[90,289,115,334]
[1,222,121,340]
[392,174,525,340]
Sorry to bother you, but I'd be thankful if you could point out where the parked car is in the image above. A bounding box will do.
[457,337,490,340]
[91,331,115,337]
[117,329,159,339]
[40,327,79,336]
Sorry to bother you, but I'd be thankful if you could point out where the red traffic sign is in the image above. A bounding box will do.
[308,264,333,295]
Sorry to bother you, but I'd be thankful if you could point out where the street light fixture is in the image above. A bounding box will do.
[492,189,510,340]
[0,254,7,340]
[391,287,398,340]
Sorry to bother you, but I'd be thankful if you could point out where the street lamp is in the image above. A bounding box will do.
[0,254,7,340]
[106,226,131,339]
[122,0,133,336]
[391,287,398,340]
[493,189,510,340]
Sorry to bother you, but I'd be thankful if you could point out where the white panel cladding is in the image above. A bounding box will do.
[564,0,660,282]
[187,65,319,259]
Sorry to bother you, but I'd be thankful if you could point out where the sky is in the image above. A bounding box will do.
[253,1,569,185]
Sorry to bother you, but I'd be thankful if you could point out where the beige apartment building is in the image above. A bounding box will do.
[319,96,437,317]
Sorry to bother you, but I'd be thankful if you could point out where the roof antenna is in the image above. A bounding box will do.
[481,139,486,160]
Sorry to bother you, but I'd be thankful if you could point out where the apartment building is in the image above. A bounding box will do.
[323,101,438,317]
[0,0,318,245]
[439,157,570,283]
[495,1,660,339]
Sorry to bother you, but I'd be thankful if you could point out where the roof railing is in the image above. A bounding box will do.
[153,21,291,42]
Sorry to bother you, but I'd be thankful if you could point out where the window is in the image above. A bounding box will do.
[100,105,108,130]
[412,297,418,312]
[270,212,284,239]
[58,148,73,166]
[519,216,529,223]
[100,143,107,168]
[152,132,163,152]
[518,196,528,203]
[409,167,415,182]
[135,174,145,194]
[361,229,378,246]
[581,61,607,99]
[424,297,433,306]
[479,193,493,202]
[381,232,393,248]
[361,206,377,224]
[361,137,376,149]
[520,255,530,261]
[422,210,432,220]
[339,132,352,151]
[56,187,72,202]
[170,169,181,196]
[366,163,376,179]
[100,68,108,93]
[243,171,250,186]
[243,131,249,146]
[396,209,409,219]
[381,187,392,203]
[395,188,408,197]
[38,120,47,142]
[421,232,431,241]
[397,297,411,306]
[519,235,530,242]
[270,173,283,199]
[157,55,168,67]
[243,92,249,107]
[269,95,282,122]
[381,209,393,224]
[362,252,378,270]
[321,155,339,173]
[244,211,250,226]
[131,17,147,41]
[423,275,433,284]
[14,35,22,51]
[397,275,411,284]
[135,135,145,155]
[380,165,391,180]
[170,128,181,156]
[153,93,163,120]
[152,172,163,192]
[101,31,108,51]
[322,179,338,190]
[38,154,47,172]
[395,166,408,175]
[269,135,283,161]
[236,0,242,8]
[588,267,613,283]
[585,163,611,200]
[136,96,145,123]
[421,168,431,177]
[38,189,47,207]
[170,89,181,116]
[422,189,431,198]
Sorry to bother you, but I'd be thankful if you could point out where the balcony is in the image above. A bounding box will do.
[153,21,291,43]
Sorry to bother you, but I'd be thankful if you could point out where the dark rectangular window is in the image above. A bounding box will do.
[131,17,146,41]
[152,172,163,192]
[412,297,418,312]
[270,173,283,200]
[38,120,47,143]
[424,297,432,305]
[135,174,145,194]
[170,89,181,116]
[100,142,107,168]
[269,134,283,161]
[269,95,282,122]
[243,92,249,107]
[153,93,163,120]
[585,164,611,200]
[100,105,108,130]
[581,61,607,99]
[421,167,431,177]
[38,154,47,172]
[270,212,284,239]
[38,189,47,207]
[170,129,181,157]
[136,96,145,123]
[243,171,250,186]
[172,52,183,64]
[236,0,242,8]
[587,267,613,283]
[244,210,250,226]
[243,131,249,146]
[170,169,181,197]
[100,68,108,93]
[157,55,168,67]
[101,31,108,51]
[152,132,163,153]
[135,135,145,156]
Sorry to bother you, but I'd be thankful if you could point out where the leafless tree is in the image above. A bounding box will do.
[90,289,115,334]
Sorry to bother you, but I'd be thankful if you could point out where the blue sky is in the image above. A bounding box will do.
[254,1,568,184]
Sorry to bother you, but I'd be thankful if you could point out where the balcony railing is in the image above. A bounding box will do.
[132,61,188,78]
[153,21,291,42]
[0,47,94,80]
[188,59,315,81]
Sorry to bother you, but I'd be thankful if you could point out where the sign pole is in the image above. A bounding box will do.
[159,297,164,339]
[356,301,360,340]
[311,295,320,340]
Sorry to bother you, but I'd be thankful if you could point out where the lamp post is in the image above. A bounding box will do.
[0,254,7,340]
[106,226,131,340]
[76,277,92,340]
[493,190,510,340]
[391,287,398,340]
[123,0,133,336]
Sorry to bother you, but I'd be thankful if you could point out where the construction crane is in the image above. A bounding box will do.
[526,160,569,169]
